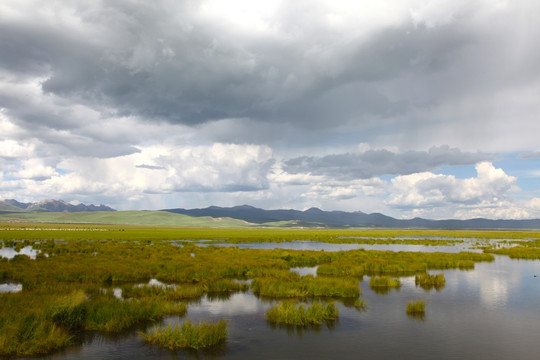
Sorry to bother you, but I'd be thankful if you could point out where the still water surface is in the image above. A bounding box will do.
[196,240,475,253]
[23,246,540,360]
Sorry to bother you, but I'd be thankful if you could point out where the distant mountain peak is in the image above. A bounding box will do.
[0,199,115,213]
[162,204,540,230]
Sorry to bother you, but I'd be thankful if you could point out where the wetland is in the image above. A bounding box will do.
[0,224,539,359]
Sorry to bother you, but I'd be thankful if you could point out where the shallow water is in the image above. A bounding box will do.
[0,246,40,259]
[0,283,22,293]
[27,254,540,360]
[197,240,478,253]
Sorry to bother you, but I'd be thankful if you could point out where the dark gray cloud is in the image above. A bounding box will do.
[284,146,490,179]
[136,164,166,170]
[519,152,540,159]
[1,1,540,218]
[2,0,538,144]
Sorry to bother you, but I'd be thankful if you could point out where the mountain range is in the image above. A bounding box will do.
[1,199,540,229]
[164,205,540,229]
[0,199,116,213]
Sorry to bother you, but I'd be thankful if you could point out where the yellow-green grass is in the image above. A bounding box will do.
[266,301,339,326]
[369,276,401,289]
[2,222,540,243]
[141,320,227,350]
[0,224,510,357]
[406,300,426,314]
[484,247,540,259]
[251,275,361,298]
[415,273,446,290]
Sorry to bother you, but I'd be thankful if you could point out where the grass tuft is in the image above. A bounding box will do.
[415,273,445,290]
[141,320,227,350]
[266,301,339,326]
[406,300,425,314]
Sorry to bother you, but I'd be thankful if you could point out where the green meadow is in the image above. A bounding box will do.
[1,222,539,356]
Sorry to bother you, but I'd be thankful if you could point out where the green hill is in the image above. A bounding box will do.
[0,210,254,227]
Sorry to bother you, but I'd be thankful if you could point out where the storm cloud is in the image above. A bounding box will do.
[284,146,490,179]
[1,0,540,219]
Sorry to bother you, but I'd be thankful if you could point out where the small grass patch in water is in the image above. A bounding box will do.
[353,297,367,311]
[266,301,339,326]
[369,276,401,288]
[415,273,445,290]
[141,320,227,350]
[406,300,425,314]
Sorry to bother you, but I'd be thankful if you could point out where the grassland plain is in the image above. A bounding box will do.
[0,223,537,357]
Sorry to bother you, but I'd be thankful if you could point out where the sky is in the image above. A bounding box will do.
[1,0,540,219]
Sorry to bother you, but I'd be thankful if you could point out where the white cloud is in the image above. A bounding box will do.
[13,158,57,180]
[0,143,276,207]
[302,178,387,201]
[0,140,35,159]
[386,162,521,218]
[453,201,531,220]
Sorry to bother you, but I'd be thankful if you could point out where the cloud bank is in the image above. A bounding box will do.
[1,1,540,219]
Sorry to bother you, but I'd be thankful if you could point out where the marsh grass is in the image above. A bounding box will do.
[406,300,425,314]
[85,298,186,332]
[353,297,367,311]
[141,320,227,350]
[204,279,249,293]
[415,273,445,290]
[369,276,401,288]
[0,292,75,356]
[485,247,540,259]
[122,283,205,300]
[266,301,339,326]
[251,275,360,298]
[0,310,72,357]
[0,224,509,357]
[48,290,88,330]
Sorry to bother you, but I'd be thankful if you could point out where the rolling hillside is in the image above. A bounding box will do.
[0,210,254,227]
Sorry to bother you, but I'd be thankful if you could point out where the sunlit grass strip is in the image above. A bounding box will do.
[369,276,401,289]
[266,301,339,326]
[485,247,540,260]
[141,320,227,350]
[406,300,425,314]
[415,273,445,290]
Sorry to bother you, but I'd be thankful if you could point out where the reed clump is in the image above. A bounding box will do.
[0,310,72,357]
[266,301,339,326]
[141,320,227,350]
[415,273,445,290]
[369,276,401,289]
[406,300,425,314]
[85,298,186,332]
